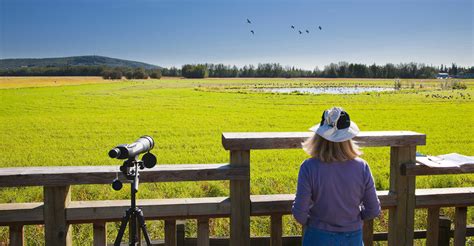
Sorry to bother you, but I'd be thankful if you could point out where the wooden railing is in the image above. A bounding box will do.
[0,131,473,246]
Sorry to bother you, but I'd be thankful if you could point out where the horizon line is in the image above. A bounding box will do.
[1,55,473,69]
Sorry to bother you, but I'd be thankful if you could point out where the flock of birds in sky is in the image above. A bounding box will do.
[246,18,322,35]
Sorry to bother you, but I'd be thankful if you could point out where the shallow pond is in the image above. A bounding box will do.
[262,87,394,94]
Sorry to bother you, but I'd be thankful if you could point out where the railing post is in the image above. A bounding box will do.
[229,150,250,246]
[438,215,451,246]
[426,207,440,246]
[165,219,177,246]
[388,146,416,246]
[44,185,72,246]
[177,220,186,246]
[363,219,374,246]
[9,224,24,246]
[454,207,467,246]
[270,214,282,246]
[197,218,210,246]
[93,222,107,246]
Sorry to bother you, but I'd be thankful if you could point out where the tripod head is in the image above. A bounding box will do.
[109,136,157,191]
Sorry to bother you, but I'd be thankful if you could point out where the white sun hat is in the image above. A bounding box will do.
[309,107,360,142]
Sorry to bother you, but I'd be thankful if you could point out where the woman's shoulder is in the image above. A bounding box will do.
[300,157,320,169]
[302,157,322,164]
[350,157,372,173]
[301,157,369,168]
[344,157,369,169]
[352,157,368,165]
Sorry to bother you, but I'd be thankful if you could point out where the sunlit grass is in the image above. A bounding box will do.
[0,77,473,244]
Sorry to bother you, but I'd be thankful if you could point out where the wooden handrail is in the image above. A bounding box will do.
[402,162,474,176]
[222,131,426,150]
[0,164,248,187]
[415,187,474,207]
[2,187,473,225]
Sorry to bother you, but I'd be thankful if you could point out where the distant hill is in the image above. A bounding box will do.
[0,56,160,69]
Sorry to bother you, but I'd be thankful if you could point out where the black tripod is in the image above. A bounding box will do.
[113,159,152,246]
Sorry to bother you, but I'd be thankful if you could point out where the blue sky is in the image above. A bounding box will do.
[1,0,472,69]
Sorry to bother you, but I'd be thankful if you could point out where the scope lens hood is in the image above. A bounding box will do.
[140,135,154,150]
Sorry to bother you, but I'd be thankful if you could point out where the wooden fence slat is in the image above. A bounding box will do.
[44,186,72,246]
[229,150,250,246]
[0,164,248,187]
[222,131,426,150]
[270,214,282,246]
[9,224,24,246]
[363,219,374,246]
[0,203,43,225]
[165,219,177,246]
[2,188,473,225]
[93,222,106,246]
[426,207,440,246]
[454,207,467,246]
[402,162,474,176]
[197,218,210,246]
[438,216,451,246]
[415,187,474,208]
[176,220,185,246]
[388,146,416,246]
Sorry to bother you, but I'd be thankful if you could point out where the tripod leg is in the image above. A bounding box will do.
[136,209,152,246]
[114,209,131,246]
[130,209,138,245]
[137,223,142,246]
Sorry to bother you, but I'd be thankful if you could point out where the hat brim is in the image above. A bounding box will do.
[309,121,360,142]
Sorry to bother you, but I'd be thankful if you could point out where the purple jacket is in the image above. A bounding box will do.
[292,157,380,232]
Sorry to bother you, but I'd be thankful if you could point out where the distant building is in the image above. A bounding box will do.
[436,73,449,79]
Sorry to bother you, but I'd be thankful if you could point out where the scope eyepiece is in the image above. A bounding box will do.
[108,148,121,158]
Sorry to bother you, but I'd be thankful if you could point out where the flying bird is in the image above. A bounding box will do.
[247,19,251,24]
[318,26,322,30]
[306,30,310,33]
[298,30,302,34]
[291,25,295,29]
[250,30,254,34]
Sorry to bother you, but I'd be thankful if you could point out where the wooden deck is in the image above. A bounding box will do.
[0,131,473,246]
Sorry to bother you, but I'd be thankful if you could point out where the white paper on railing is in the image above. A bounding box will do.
[417,153,474,168]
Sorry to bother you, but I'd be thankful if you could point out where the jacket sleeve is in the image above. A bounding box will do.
[292,161,313,225]
[361,163,381,220]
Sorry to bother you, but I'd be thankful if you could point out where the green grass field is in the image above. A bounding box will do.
[0,77,473,245]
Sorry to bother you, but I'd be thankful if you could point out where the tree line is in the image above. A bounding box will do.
[101,67,162,80]
[0,66,162,80]
[193,62,473,79]
[161,62,474,79]
[1,62,472,79]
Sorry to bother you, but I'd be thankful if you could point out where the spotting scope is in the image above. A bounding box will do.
[108,136,156,245]
[109,136,154,159]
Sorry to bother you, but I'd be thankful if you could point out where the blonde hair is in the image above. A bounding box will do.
[302,134,361,162]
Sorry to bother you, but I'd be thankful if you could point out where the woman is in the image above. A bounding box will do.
[292,107,380,246]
